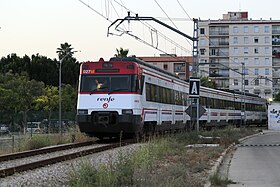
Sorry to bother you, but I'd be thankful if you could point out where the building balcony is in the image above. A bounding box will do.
[209,42,229,46]
[209,31,229,35]
[272,30,280,34]
[209,52,229,57]
[272,51,280,58]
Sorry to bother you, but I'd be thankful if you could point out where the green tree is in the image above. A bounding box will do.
[62,84,77,112]
[200,76,216,89]
[115,47,129,57]
[0,72,21,127]
[34,85,59,131]
[30,54,58,86]
[56,42,80,87]
[0,72,44,131]
[274,91,280,101]
[17,76,45,132]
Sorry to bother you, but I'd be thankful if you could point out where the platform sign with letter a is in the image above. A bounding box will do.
[189,77,200,98]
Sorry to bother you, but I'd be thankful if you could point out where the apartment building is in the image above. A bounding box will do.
[198,11,280,100]
[139,54,192,80]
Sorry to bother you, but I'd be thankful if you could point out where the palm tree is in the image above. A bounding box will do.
[115,47,129,58]
[56,42,74,60]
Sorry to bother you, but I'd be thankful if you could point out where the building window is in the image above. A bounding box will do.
[200,38,205,45]
[254,58,259,64]
[200,28,205,35]
[265,58,270,65]
[255,68,259,75]
[244,26,248,33]
[254,26,259,33]
[163,64,168,70]
[245,80,249,85]
[174,63,185,73]
[234,58,238,64]
[265,36,270,43]
[244,58,248,64]
[244,37,249,44]
[254,47,259,54]
[233,37,238,44]
[264,26,270,33]
[244,47,249,54]
[265,79,269,86]
[265,47,269,54]
[254,37,259,43]
[234,79,238,85]
[211,49,216,56]
[233,26,238,33]
[244,69,249,75]
[265,68,269,75]
[200,49,205,55]
[255,79,259,85]
[234,48,238,55]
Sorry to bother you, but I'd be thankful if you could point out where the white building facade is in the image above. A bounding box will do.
[198,12,280,100]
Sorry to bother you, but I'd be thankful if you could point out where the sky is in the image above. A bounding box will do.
[0,0,280,62]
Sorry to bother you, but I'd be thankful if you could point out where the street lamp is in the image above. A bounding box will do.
[58,50,80,134]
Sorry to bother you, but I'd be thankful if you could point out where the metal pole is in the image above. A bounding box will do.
[58,50,80,135]
[192,18,199,132]
[241,62,246,127]
[59,59,62,135]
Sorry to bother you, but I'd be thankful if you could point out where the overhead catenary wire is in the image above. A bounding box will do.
[176,0,192,20]
[113,0,192,53]
[78,0,193,59]
[154,0,193,48]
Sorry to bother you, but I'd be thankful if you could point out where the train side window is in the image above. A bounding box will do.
[155,85,160,102]
[145,83,151,101]
[179,92,183,105]
[168,89,172,104]
[162,88,167,104]
[174,91,178,105]
[170,89,175,104]
[150,84,156,102]
[140,75,145,94]
[159,86,163,103]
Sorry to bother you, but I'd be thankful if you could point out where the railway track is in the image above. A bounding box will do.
[0,139,135,178]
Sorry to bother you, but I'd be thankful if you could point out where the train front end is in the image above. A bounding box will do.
[77,58,144,138]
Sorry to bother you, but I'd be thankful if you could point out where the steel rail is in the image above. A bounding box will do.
[0,139,135,177]
[0,141,95,162]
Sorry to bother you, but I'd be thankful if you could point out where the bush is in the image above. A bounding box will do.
[210,173,235,186]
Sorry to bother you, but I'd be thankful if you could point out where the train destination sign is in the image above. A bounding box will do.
[189,77,200,98]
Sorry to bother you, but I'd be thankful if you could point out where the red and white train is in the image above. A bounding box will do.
[77,57,267,138]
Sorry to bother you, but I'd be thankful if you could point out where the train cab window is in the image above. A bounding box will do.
[111,76,130,92]
[81,75,110,92]
[80,74,136,93]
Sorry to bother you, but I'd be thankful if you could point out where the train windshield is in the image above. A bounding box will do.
[80,74,137,93]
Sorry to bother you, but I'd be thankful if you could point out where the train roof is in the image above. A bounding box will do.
[110,57,179,79]
[109,57,265,100]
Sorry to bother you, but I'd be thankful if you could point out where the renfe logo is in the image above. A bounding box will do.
[97,96,115,103]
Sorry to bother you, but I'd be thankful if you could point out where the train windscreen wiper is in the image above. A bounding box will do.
[89,86,108,95]
[108,88,127,95]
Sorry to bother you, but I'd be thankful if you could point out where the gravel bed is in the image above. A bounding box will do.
[0,144,144,187]
[0,144,108,170]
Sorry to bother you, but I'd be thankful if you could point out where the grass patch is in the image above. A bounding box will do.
[210,172,236,186]
[67,127,255,186]
[0,125,93,153]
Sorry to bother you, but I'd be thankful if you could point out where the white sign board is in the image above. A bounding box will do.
[268,102,280,130]
[189,77,200,98]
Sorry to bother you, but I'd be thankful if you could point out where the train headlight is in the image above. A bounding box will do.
[122,109,133,115]
[78,109,88,115]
